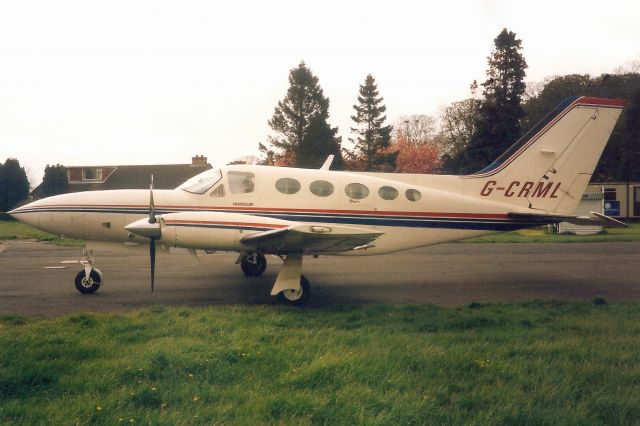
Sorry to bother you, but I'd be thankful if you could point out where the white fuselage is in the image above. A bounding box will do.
[11,165,535,255]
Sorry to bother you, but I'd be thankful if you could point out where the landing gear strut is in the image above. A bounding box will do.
[74,249,102,294]
[240,253,267,276]
[269,253,310,306]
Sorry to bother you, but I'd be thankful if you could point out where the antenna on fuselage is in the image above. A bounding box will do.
[320,155,334,170]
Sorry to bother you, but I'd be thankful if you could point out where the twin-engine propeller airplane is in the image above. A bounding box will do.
[9,96,627,305]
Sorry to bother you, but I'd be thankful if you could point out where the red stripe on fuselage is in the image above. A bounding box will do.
[25,203,510,220]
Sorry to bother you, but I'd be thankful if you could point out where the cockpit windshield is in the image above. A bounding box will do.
[178,168,222,194]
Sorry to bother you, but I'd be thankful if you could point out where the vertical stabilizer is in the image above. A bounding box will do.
[464,97,624,215]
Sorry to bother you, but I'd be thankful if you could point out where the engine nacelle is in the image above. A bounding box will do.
[159,211,292,251]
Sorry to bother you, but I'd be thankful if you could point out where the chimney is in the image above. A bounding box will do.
[191,155,207,166]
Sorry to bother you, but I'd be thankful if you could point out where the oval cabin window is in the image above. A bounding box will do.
[406,189,422,202]
[309,180,334,197]
[378,186,398,200]
[345,183,370,200]
[275,178,301,194]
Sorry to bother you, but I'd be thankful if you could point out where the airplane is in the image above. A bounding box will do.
[9,96,627,305]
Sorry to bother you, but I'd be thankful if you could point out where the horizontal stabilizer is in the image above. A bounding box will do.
[508,212,628,228]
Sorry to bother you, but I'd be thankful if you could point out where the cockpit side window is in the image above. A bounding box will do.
[228,172,255,194]
[178,169,222,194]
[210,184,225,197]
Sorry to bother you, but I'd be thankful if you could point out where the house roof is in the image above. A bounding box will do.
[67,163,211,192]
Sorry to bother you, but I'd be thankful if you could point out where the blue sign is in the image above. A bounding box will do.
[604,200,620,216]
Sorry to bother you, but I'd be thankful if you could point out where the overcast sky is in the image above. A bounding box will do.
[1,0,639,185]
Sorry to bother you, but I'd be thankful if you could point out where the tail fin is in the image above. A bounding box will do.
[466,96,624,215]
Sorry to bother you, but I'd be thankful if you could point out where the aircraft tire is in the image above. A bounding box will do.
[240,253,267,276]
[74,269,102,294]
[277,275,310,306]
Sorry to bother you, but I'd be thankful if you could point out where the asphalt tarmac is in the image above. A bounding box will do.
[1,240,640,316]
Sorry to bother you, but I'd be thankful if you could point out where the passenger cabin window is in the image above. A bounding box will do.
[179,168,222,194]
[310,180,334,197]
[406,189,421,202]
[275,178,301,194]
[210,184,225,197]
[345,183,369,200]
[228,171,255,194]
[378,186,398,200]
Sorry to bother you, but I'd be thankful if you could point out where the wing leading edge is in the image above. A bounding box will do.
[240,223,384,254]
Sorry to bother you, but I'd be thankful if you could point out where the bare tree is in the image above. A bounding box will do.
[394,115,437,145]
[436,98,481,157]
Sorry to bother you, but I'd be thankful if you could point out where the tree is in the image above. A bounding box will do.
[347,74,394,171]
[395,114,437,145]
[595,86,640,182]
[522,74,593,128]
[38,164,69,197]
[454,28,528,174]
[437,98,481,173]
[0,158,30,213]
[263,62,343,169]
[391,134,441,174]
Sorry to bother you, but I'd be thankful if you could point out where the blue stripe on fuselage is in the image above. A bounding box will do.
[12,206,539,231]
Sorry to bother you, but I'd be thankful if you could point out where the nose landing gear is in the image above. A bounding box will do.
[74,249,102,294]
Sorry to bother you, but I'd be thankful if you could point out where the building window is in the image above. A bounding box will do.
[309,180,334,197]
[345,183,369,200]
[378,186,398,200]
[406,189,422,202]
[275,178,301,194]
[603,188,617,201]
[228,172,255,194]
[82,168,102,181]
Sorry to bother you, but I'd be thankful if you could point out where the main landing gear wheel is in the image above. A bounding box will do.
[240,253,267,277]
[74,269,102,294]
[277,275,310,306]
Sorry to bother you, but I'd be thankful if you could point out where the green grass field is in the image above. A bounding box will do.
[2,302,640,425]
[463,223,640,243]
[0,220,83,247]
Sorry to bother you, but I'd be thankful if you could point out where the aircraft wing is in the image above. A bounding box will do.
[240,223,384,254]
[508,211,628,228]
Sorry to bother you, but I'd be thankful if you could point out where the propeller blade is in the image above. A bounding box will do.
[149,174,156,224]
[150,237,156,292]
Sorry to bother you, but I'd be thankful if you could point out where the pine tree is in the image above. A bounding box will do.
[458,28,528,174]
[348,74,394,171]
[0,158,30,212]
[264,62,343,169]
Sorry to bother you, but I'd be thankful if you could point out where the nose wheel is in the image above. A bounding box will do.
[74,268,102,294]
[240,253,267,276]
[73,249,102,294]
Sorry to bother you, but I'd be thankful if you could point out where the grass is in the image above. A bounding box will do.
[464,223,640,243]
[0,220,83,247]
[1,302,640,424]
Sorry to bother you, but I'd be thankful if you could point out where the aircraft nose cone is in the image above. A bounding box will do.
[125,218,161,239]
[7,203,36,225]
